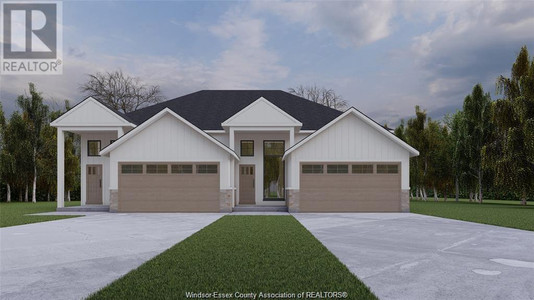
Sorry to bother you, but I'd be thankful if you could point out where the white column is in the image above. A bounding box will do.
[57,128,65,208]
[80,134,86,205]
[229,127,235,150]
[289,127,295,146]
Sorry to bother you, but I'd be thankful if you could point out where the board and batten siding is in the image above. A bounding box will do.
[287,113,411,190]
[109,114,234,190]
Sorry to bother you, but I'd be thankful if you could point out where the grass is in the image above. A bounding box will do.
[88,215,377,300]
[411,198,534,231]
[0,201,82,228]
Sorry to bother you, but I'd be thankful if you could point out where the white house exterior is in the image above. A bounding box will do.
[51,90,419,213]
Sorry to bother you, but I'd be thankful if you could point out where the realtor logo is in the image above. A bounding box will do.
[1,1,62,74]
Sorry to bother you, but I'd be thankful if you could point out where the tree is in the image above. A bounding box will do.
[462,84,492,203]
[394,120,406,141]
[445,111,469,202]
[80,69,163,113]
[38,110,61,201]
[288,84,348,110]
[404,106,428,200]
[486,46,534,205]
[425,119,450,201]
[1,112,32,202]
[17,83,49,203]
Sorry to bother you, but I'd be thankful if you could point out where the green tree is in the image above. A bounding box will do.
[394,120,406,142]
[487,46,534,205]
[1,112,33,201]
[38,110,61,201]
[17,83,49,203]
[404,106,428,200]
[425,121,453,201]
[445,111,470,201]
[462,84,492,203]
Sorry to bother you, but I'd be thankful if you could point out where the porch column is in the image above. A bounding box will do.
[229,127,235,150]
[289,127,295,146]
[57,128,65,208]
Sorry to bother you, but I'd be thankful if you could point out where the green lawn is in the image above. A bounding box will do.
[411,198,534,231]
[0,201,82,228]
[88,215,377,300]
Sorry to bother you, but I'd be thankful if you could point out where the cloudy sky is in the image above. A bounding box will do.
[1,0,533,125]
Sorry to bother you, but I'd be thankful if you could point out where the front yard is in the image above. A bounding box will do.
[88,215,377,300]
[0,201,81,228]
[411,198,534,231]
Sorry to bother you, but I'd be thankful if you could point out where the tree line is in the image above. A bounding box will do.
[0,84,79,202]
[395,46,533,205]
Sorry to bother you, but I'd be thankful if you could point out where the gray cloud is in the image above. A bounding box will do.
[253,1,396,48]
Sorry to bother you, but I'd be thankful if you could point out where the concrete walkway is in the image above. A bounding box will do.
[0,213,225,300]
[294,213,534,300]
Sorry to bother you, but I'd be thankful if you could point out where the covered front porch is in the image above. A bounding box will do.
[50,97,136,208]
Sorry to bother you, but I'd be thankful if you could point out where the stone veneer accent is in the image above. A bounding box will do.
[219,189,233,213]
[286,189,300,213]
[401,189,410,212]
[109,189,118,213]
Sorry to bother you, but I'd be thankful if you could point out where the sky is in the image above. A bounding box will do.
[1,0,534,126]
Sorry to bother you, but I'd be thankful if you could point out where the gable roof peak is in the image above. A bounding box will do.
[221,96,303,127]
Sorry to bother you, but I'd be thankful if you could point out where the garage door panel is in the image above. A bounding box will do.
[301,175,398,189]
[299,162,401,212]
[118,164,220,212]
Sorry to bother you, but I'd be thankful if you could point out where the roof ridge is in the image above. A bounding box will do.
[123,90,343,130]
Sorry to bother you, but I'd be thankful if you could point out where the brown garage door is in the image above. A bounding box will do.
[299,162,401,212]
[118,162,220,212]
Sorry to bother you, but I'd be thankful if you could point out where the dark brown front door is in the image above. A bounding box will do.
[86,165,103,204]
[239,165,255,204]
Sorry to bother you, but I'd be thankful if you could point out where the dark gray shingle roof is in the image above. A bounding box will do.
[125,90,343,130]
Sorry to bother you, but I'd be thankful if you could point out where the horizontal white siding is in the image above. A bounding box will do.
[288,114,411,189]
[109,114,232,189]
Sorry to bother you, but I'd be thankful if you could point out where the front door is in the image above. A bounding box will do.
[239,165,255,204]
[87,165,103,204]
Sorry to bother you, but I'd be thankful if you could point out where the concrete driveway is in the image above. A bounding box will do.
[294,213,534,300]
[0,213,225,300]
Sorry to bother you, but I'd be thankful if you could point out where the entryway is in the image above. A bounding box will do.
[239,165,255,204]
[86,164,103,204]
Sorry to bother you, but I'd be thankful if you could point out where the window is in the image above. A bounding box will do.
[146,164,168,174]
[88,140,101,156]
[352,164,373,174]
[327,164,349,174]
[302,164,324,174]
[171,164,193,174]
[263,141,285,199]
[241,166,254,175]
[197,164,218,174]
[240,140,254,156]
[377,164,399,174]
[121,164,143,174]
